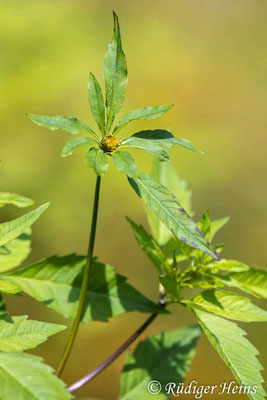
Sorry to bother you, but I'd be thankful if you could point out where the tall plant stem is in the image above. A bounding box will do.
[67,298,165,393]
[56,175,101,377]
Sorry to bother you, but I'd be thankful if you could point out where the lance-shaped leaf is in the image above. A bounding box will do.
[0,229,31,273]
[0,353,71,400]
[0,203,49,247]
[217,267,267,299]
[113,105,173,135]
[191,308,266,400]
[112,151,140,178]
[4,255,164,322]
[120,136,170,161]
[0,192,33,209]
[28,114,97,137]
[120,325,201,400]
[104,12,127,131]
[121,129,203,156]
[88,73,106,135]
[0,315,66,352]
[85,147,109,176]
[126,217,171,273]
[128,172,218,260]
[146,160,192,246]
[62,137,96,157]
[206,259,250,273]
[186,290,267,322]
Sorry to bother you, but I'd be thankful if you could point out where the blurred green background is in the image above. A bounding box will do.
[1,1,267,399]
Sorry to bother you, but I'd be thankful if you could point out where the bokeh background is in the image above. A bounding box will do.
[1,1,267,399]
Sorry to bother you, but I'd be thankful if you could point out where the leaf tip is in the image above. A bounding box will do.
[41,202,50,212]
[125,215,134,226]
[112,10,119,19]
[57,324,67,332]
[213,251,221,262]
[112,10,120,31]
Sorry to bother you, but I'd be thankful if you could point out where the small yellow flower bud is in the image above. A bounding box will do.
[100,135,119,153]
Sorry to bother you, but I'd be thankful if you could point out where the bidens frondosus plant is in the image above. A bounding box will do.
[28,10,217,377]
[0,11,265,400]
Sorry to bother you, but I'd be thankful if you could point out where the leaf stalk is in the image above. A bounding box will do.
[67,297,165,392]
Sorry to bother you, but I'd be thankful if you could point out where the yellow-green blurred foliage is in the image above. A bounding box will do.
[1,1,266,399]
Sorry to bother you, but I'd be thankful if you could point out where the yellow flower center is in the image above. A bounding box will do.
[100,135,119,153]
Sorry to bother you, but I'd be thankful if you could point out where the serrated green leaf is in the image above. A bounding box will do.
[120,136,170,161]
[0,315,66,352]
[88,73,106,135]
[0,280,20,294]
[0,192,34,209]
[62,137,96,157]
[0,352,71,399]
[217,267,267,299]
[128,172,218,260]
[173,137,203,152]
[120,325,201,400]
[28,114,97,138]
[121,129,203,155]
[104,12,127,132]
[187,290,267,322]
[126,217,171,273]
[0,230,31,273]
[146,160,192,246]
[85,148,109,176]
[4,255,164,322]
[207,259,249,273]
[0,203,49,247]
[113,105,173,135]
[191,308,266,400]
[112,151,140,178]
[186,281,224,289]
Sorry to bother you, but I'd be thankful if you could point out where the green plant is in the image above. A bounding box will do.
[0,11,266,400]
[0,190,72,398]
